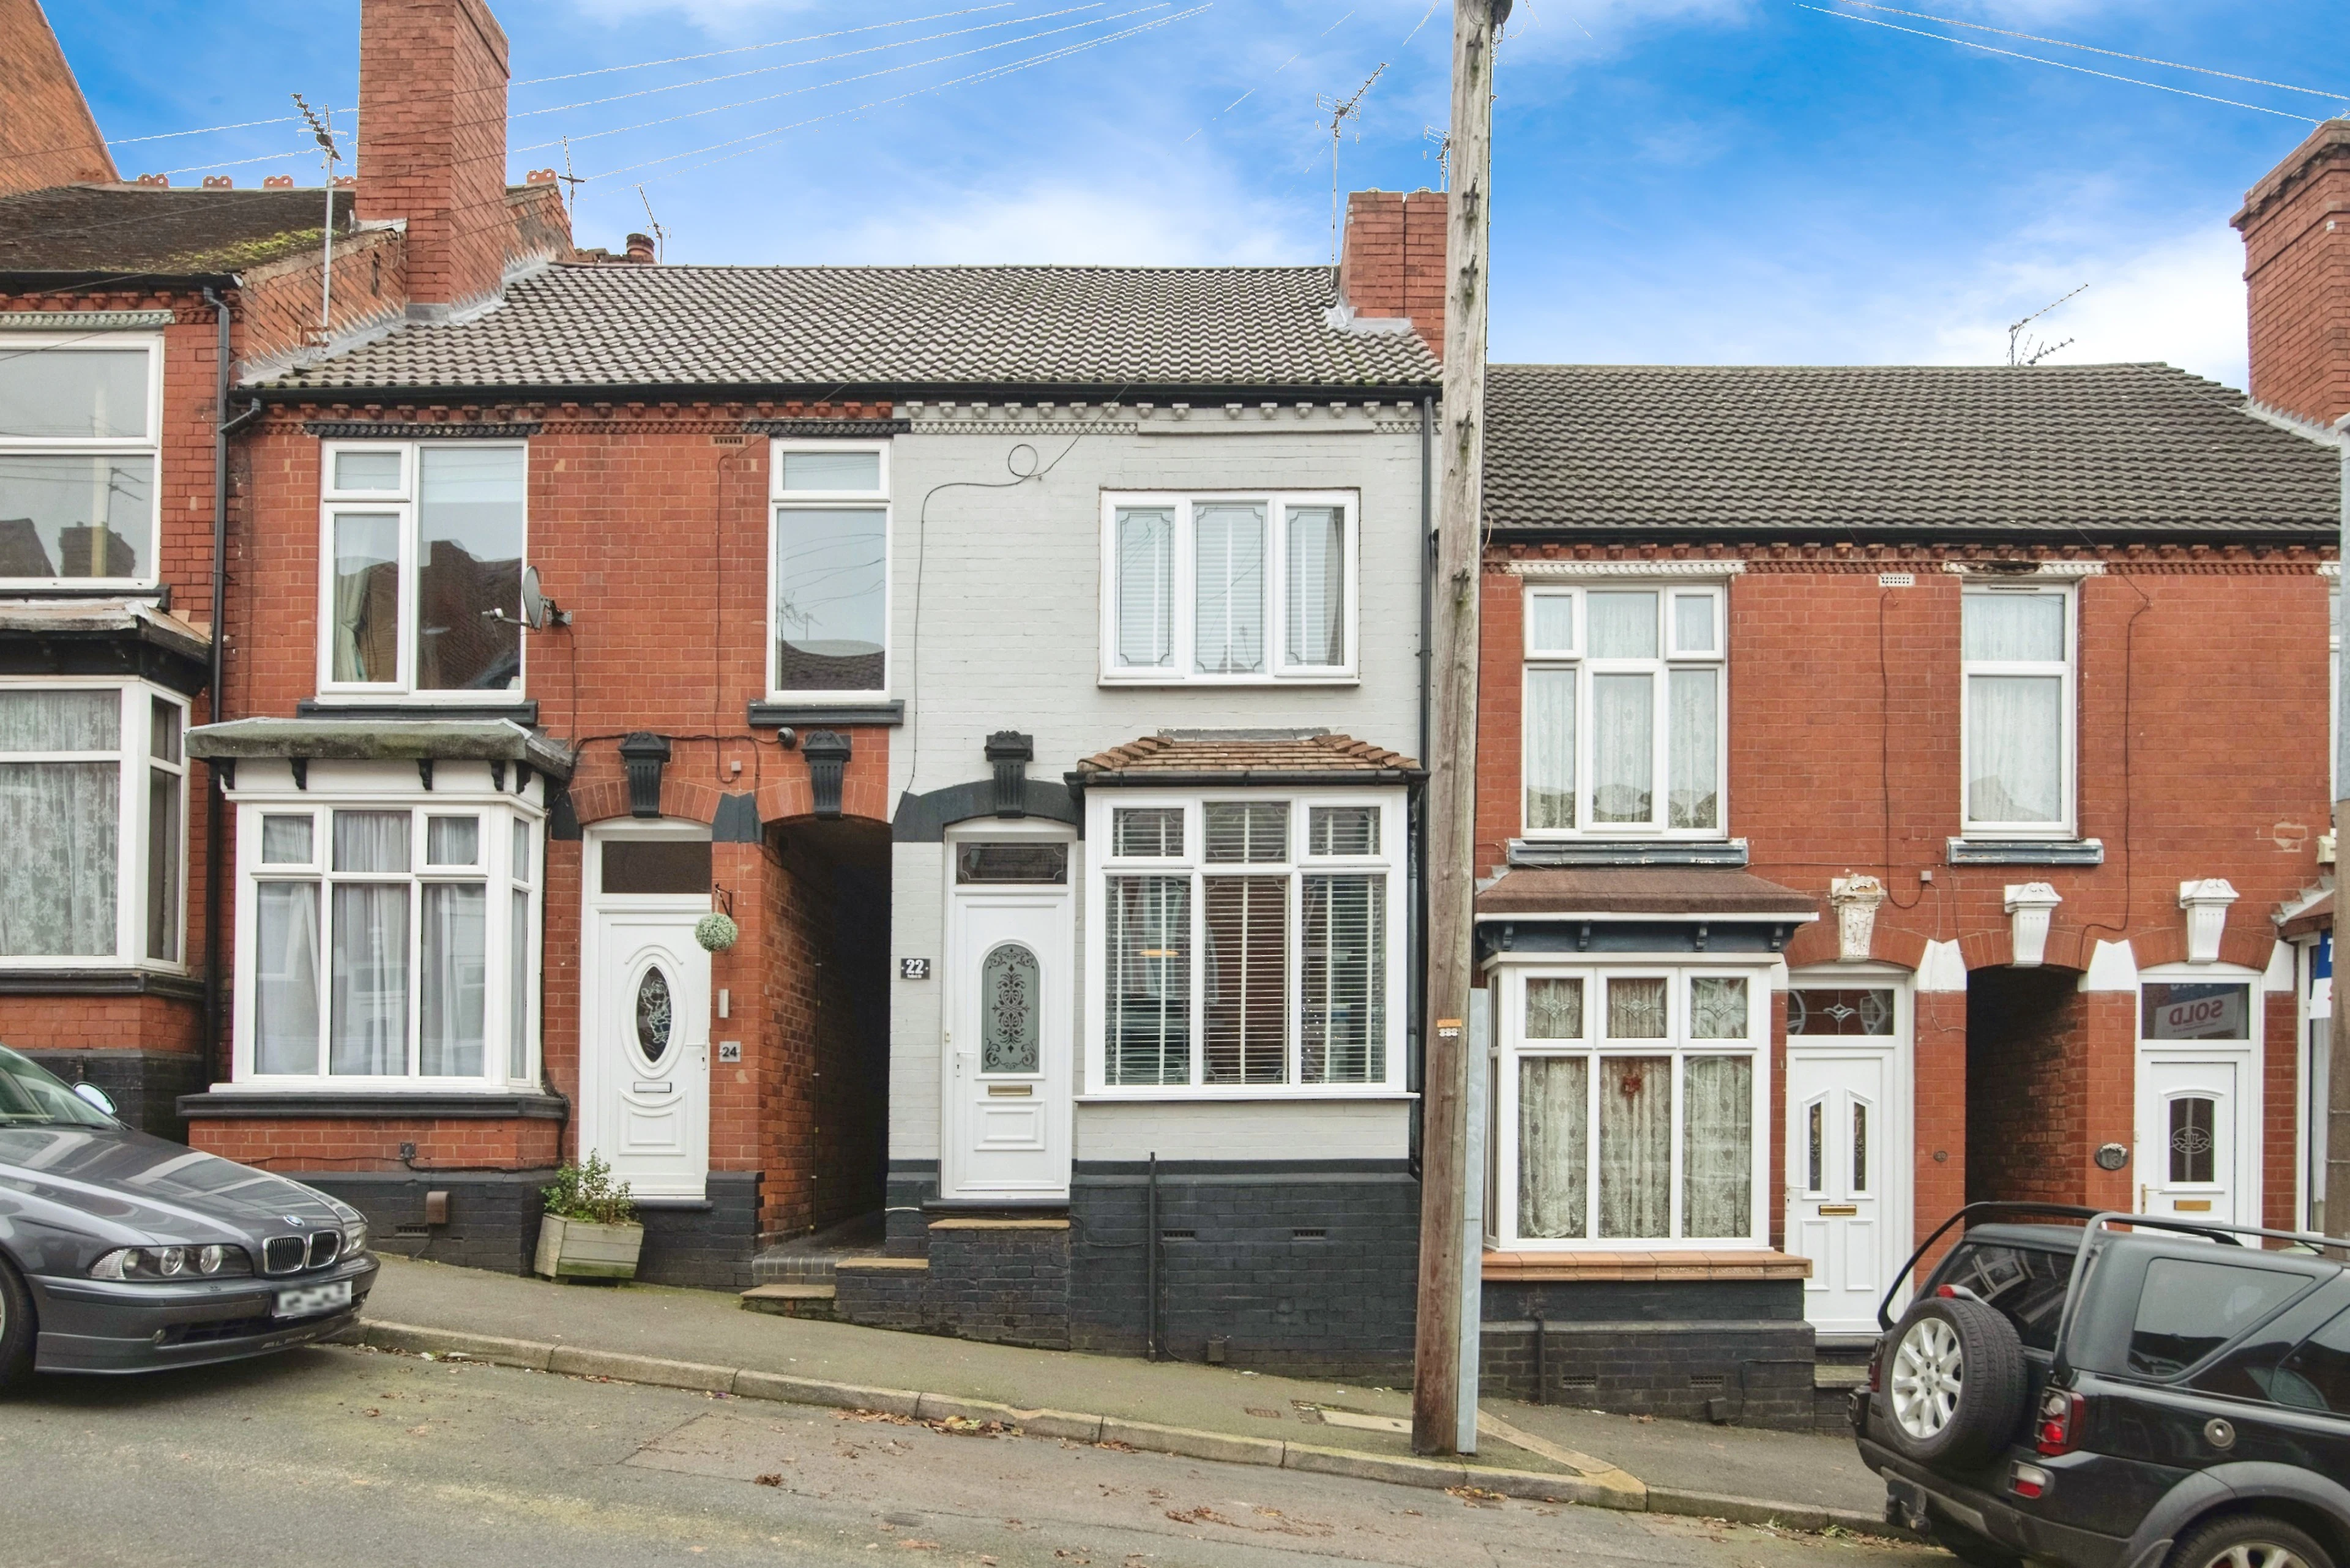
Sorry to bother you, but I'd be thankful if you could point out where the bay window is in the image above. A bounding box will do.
[1102,492,1357,682]
[317,442,527,698]
[1521,583,1726,836]
[1961,585,2074,835]
[0,335,161,585]
[770,442,889,697]
[1496,964,1768,1247]
[0,683,186,968]
[1087,791,1404,1093]
[238,800,540,1086]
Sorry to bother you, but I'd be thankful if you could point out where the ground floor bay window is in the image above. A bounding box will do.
[1493,961,1770,1247]
[233,796,540,1088]
[1084,789,1407,1095]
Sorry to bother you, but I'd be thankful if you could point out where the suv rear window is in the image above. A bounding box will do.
[1940,1243,2072,1351]
[2196,1305,2350,1413]
[2127,1259,2308,1378]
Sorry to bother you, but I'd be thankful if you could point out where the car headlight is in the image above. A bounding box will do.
[341,1220,369,1257]
[89,1244,253,1281]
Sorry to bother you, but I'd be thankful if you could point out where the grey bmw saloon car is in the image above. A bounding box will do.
[0,1045,376,1388]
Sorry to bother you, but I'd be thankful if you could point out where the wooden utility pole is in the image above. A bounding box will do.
[1414,0,1504,1457]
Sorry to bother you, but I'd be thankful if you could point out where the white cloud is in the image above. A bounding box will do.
[818,176,1308,264]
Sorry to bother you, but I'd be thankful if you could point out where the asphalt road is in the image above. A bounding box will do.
[0,1345,1941,1568]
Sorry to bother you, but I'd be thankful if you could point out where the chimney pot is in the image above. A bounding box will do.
[626,231,656,263]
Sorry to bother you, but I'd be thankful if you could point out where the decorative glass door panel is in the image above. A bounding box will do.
[980,943,1042,1075]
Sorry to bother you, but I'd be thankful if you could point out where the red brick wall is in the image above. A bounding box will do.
[190,1114,558,1171]
[357,0,513,309]
[1965,969,2088,1206]
[1,993,201,1054]
[2235,119,2350,428]
[236,226,412,371]
[1338,189,1448,356]
[0,0,116,194]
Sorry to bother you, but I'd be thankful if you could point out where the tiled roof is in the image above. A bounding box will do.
[268,263,1442,392]
[1476,867,1819,919]
[0,185,352,275]
[1075,732,1420,779]
[1485,364,2340,539]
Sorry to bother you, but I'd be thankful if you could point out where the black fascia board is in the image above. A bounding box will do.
[247,378,1441,407]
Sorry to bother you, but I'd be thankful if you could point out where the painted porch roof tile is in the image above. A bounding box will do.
[267,264,1442,392]
[1074,732,1421,777]
[1484,362,2340,538]
[1475,866,1819,919]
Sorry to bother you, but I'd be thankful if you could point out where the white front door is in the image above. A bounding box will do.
[2138,1054,2244,1225]
[942,890,1071,1199]
[579,827,713,1201]
[1786,982,1909,1337]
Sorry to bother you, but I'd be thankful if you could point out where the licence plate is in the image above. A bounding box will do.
[274,1279,353,1319]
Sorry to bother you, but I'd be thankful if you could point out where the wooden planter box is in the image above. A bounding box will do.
[535,1215,644,1281]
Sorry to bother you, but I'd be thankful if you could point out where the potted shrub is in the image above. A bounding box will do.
[534,1153,643,1282]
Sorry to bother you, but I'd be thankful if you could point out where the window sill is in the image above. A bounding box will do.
[1945,836,2103,866]
[297,697,540,725]
[1075,1090,1416,1104]
[178,1089,567,1119]
[1097,675,1361,688]
[1482,1248,1810,1282]
[0,968,202,1000]
[1508,838,1747,868]
[748,700,904,728]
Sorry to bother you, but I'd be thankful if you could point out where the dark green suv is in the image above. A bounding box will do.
[1854,1206,2350,1568]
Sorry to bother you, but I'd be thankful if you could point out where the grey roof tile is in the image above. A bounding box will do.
[270,263,1441,392]
[1485,363,2338,538]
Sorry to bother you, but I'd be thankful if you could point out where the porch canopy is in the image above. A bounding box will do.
[1475,865,1818,958]
[186,716,575,780]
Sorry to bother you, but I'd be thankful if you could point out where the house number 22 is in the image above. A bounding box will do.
[900,958,931,980]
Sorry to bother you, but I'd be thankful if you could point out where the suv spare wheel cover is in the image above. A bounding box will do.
[1881,1296,2031,1473]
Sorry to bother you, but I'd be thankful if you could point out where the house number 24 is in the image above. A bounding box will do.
[900,958,931,980]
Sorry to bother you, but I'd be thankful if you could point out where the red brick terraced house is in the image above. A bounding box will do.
[0,0,568,1133]
[1468,350,2341,1426]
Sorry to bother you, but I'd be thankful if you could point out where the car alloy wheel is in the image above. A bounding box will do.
[2191,1548,2316,1568]
[1891,1313,1964,1439]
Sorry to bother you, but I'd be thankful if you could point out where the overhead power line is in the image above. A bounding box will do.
[512,4,1015,86]
[1801,4,2327,123]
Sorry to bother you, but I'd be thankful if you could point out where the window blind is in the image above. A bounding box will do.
[1106,875,1190,1085]
[1301,874,1383,1083]
[1203,875,1286,1083]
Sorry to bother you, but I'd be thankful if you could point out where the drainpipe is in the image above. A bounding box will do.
[200,286,263,1083]
[1410,395,1434,1180]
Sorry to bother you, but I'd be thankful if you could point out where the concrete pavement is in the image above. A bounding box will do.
[0,1343,1935,1568]
[360,1256,1894,1523]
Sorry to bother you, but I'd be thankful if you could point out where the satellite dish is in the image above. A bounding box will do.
[520,566,552,631]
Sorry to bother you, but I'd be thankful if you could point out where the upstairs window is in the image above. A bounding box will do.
[770,442,889,698]
[318,443,527,698]
[1089,793,1403,1094]
[1521,584,1726,837]
[1102,493,1357,683]
[1961,585,2074,836]
[0,336,161,586]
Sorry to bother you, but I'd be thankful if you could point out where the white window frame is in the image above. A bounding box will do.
[228,791,543,1091]
[314,440,531,704]
[1518,581,1729,838]
[0,679,188,971]
[1960,583,2077,839]
[1489,958,1772,1250]
[1081,788,1408,1099]
[1098,491,1360,685]
[768,439,892,703]
[0,332,165,588]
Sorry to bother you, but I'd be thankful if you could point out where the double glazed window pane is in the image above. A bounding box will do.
[1518,1056,1588,1239]
[778,451,879,491]
[420,884,487,1077]
[330,884,409,1074]
[1114,507,1174,669]
[1587,592,1657,657]
[1682,1056,1753,1236]
[0,759,116,956]
[416,447,524,692]
[1301,875,1382,1083]
[1203,876,1286,1083]
[1204,801,1287,862]
[1193,503,1266,674]
[1106,875,1189,1085]
[0,349,147,439]
[330,512,401,683]
[1113,807,1182,857]
[775,507,886,691]
[1964,593,2064,661]
[333,449,401,491]
[254,883,321,1073]
[1591,674,1654,824]
[0,455,154,579]
[1667,668,1718,829]
[1285,506,1344,667]
[1967,676,2062,823]
[146,764,179,961]
[1598,1056,1671,1238]
[1524,667,1576,829]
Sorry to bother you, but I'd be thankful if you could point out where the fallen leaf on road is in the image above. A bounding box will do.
[1445,1486,1505,1507]
[895,1542,938,1551]
[754,1474,784,1487]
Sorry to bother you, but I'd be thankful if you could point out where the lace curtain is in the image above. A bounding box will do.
[0,690,121,958]
[419,884,485,1077]
[1590,673,1653,824]
[253,883,320,1073]
[1598,1055,1671,1238]
[1667,668,1718,829]
[1682,1056,1753,1237]
[1963,593,2064,824]
[330,811,410,1074]
[1517,1056,1587,1239]
[1524,668,1576,829]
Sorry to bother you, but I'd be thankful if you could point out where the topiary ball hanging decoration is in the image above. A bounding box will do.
[694,912,739,952]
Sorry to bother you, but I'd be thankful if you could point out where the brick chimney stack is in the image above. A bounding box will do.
[1337,189,1449,359]
[2234,119,2350,428]
[0,0,117,195]
[358,0,513,318]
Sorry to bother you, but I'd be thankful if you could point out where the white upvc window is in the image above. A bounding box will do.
[1100,491,1359,684]
[1960,584,2075,837]
[316,442,529,700]
[0,334,163,586]
[1084,789,1406,1096]
[770,440,890,700]
[1520,583,1727,837]
[233,799,542,1088]
[1493,961,1770,1249]
[0,682,188,969]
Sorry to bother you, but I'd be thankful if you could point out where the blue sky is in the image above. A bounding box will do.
[50,0,2350,387]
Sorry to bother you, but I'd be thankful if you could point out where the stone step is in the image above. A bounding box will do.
[740,1283,838,1320]
[1814,1362,1870,1391]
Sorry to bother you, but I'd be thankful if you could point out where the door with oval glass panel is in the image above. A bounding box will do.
[579,829,713,1201]
[942,837,1073,1199]
[1785,983,1910,1337]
